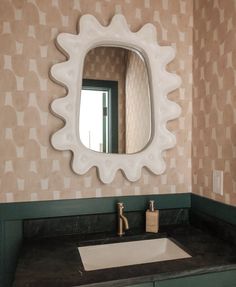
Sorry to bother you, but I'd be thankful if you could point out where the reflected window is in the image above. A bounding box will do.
[80,79,118,153]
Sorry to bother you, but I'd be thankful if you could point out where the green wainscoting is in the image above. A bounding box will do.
[0,220,3,286]
[191,194,236,225]
[2,221,23,287]
[0,193,191,220]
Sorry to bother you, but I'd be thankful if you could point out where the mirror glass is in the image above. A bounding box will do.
[79,47,151,154]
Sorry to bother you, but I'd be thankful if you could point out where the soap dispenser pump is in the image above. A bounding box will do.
[146,200,159,233]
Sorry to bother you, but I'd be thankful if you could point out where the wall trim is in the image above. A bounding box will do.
[0,193,191,221]
[1,193,235,223]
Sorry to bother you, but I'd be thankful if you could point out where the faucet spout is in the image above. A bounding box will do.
[120,214,129,230]
[117,202,129,236]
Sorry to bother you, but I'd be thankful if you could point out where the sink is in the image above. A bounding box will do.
[78,238,191,271]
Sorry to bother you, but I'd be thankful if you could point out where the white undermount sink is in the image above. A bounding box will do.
[78,238,191,271]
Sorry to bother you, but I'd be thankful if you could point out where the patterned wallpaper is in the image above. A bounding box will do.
[192,0,236,206]
[0,0,193,203]
[125,50,151,154]
[83,46,126,153]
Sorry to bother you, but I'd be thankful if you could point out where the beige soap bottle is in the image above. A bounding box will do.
[146,200,159,233]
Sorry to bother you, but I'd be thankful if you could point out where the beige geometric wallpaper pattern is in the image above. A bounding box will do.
[192,0,236,206]
[0,0,192,203]
[125,50,151,154]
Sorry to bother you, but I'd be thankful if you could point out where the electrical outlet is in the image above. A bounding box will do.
[213,170,224,195]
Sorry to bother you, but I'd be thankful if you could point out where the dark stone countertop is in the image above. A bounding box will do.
[13,223,236,287]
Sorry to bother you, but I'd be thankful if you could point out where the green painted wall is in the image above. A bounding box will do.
[0,220,3,286]
[0,193,191,220]
[2,221,23,287]
[191,194,236,225]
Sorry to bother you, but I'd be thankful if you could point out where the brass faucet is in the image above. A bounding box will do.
[117,202,129,236]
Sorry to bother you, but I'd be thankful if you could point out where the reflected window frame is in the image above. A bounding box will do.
[82,79,118,153]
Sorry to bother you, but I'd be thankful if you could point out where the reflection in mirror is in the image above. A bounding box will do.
[79,47,151,154]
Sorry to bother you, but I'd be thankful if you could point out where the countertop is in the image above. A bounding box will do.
[13,223,236,287]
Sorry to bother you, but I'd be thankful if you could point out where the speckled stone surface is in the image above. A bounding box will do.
[23,209,189,239]
[13,222,236,287]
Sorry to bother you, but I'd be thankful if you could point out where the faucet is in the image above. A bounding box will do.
[117,202,129,236]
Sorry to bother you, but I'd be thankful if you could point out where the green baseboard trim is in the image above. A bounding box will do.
[0,193,191,221]
[191,194,236,225]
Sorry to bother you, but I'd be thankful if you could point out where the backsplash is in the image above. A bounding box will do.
[192,0,236,206]
[23,209,189,239]
[0,0,192,202]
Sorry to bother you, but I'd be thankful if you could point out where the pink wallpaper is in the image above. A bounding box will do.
[125,51,150,154]
[0,0,192,203]
[192,0,236,206]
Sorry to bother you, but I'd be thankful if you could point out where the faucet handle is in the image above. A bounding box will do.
[117,202,124,208]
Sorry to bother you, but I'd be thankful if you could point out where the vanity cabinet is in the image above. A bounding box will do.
[126,270,236,287]
[154,270,236,287]
[9,195,236,287]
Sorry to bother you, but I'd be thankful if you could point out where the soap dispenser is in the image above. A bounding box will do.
[146,200,159,233]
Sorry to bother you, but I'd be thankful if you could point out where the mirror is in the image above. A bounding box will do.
[80,47,151,154]
[50,14,181,184]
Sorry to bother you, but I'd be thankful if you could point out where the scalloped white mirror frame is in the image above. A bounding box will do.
[50,14,181,184]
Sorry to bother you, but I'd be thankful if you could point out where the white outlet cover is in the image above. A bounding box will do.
[213,170,223,195]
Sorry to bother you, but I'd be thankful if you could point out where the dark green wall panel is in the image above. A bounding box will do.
[0,220,4,287]
[1,194,235,224]
[0,193,191,221]
[191,194,236,225]
[4,221,23,273]
[2,220,23,287]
